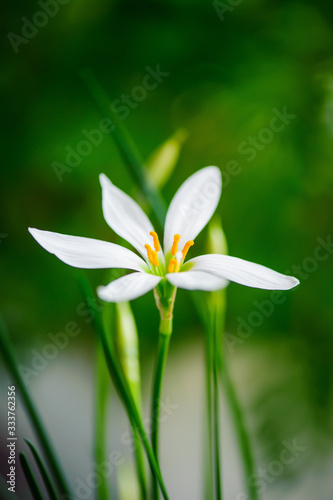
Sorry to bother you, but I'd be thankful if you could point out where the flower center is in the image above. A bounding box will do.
[144,232,194,273]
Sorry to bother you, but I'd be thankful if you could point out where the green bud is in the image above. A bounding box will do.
[147,128,188,188]
[116,302,142,409]
[207,217,228,255]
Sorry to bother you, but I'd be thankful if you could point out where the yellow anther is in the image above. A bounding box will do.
[171,234,181,256]
[145,244,159,267]
[182,240,194,260]
[168,258,177,273]
[150,231,161,252]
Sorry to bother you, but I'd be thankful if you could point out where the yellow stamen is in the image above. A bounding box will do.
[145,244,159,267]
[171,234,181,256]
[168,258,177,273]
[174,260,181,273]
[182,240,194,260]
[150,231,161,252]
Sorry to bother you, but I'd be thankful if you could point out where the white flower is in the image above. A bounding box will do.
[29,167,299,302]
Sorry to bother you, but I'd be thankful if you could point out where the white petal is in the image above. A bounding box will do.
[100,173,155,259]
[166,271,229,291]
[164,166,221,255]
[185,254,300,290]
[28,228,148,272]
[97,272,161,302]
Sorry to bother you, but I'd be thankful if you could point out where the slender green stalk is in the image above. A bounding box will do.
[19,453,43,500]
[80,68,166,227]
[0,315,71,498]
[204,315,214,500]
[212,301,223,500]
[25,440,58,500]
[221,357,258,500]
[95,339,111,500]
[78,275,169,500]
[151,327,171,500]
[116,302,147,500]
[131,420,148,500]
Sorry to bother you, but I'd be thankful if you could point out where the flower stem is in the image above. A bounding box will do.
[78,275,169,500]
[204,315,214,500]
[151,318,172,500]
[116,302,147,500]
[95,339,111,500]
[212,301,223,500]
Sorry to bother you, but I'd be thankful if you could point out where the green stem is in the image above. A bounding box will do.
[0,315,71,498]
[116,302,147,500]
[151,320,172,500]
[78,276,169,500]
[204,316,214,500]
[131,421,148,500]
[95,339,111,500]
[212,303,223,500]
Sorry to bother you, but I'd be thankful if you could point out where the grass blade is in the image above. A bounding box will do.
[25,439,57,500]
[19,452,43,500]
[80,68,166,227]
[0,315,71,498]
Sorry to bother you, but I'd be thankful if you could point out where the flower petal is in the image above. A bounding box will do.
[97,272,161,302]
[100,173,155,259]
[166,271,229,291]
[163,166,221,255]
[185,254,300,290]
[28,228,149,272]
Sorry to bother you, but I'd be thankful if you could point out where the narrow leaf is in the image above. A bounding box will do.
[25,440,57,500]
[19,452,43,500]
[80,68,166,227]
[0,315,71,498]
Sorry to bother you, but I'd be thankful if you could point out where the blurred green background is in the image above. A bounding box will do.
[1,0,333,498]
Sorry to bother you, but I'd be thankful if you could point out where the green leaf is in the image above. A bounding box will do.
[80,68,166,227]
[0,315,71,498]
[19,452,43,500]
[25,440,57,500]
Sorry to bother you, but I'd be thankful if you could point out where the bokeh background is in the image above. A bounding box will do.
[1,0,333,498]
